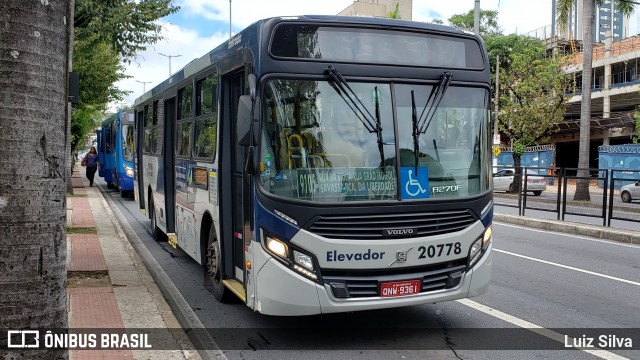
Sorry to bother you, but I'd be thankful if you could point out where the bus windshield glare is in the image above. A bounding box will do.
[259,79,491,202]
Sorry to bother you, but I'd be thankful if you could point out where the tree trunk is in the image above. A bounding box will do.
[574,0,593,201]
[0,1,68,358]
[66,0,75,195]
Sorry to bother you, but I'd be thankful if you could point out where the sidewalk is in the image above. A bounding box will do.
[67,166,201,360]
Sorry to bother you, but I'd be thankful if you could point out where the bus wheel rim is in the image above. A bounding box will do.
[207,240,221,281]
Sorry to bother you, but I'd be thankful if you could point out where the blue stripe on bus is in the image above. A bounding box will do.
[253,198,299,243]
[481,206,493,227]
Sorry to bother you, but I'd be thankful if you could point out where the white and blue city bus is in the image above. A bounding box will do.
[101,110,136,195]
[133,15,493,316]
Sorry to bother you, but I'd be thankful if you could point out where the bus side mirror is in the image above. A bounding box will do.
[237,95,260,146]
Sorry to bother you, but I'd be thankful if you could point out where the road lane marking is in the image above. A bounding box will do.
[456,299,629,360]
[495,222,640,249]
[494,249,640,287]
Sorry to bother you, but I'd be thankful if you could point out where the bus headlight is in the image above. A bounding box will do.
[483,225,492,250]
[468,239,483,268]
[262,231,319,281]
[293,250,314,271]
[265,235,289,260]
[124,165,134,177]
[469,226,492,269]
[293,250,317,280]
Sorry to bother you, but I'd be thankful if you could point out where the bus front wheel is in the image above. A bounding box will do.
[149,200,164,241]
[206,226,233,302]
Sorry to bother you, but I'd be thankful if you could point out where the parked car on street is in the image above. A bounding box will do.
[620,181,640,203]
[493,169,547,196]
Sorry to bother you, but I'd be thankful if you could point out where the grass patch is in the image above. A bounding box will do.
[67,272,110,288]
[67,194,88,198]
[67,226,97,234]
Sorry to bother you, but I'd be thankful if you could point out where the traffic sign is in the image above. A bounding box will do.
[493,146,501,157]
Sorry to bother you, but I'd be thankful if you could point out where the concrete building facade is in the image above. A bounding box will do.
[544,34,640,170]
[337,0,412,20]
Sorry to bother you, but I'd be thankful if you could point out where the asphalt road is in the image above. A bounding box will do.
[97,178,640,360]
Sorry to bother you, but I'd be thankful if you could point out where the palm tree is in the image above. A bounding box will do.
[0,0,69,358]
[556,0,634,200]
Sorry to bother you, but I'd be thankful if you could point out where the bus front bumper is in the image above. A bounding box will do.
[254,244,492,316]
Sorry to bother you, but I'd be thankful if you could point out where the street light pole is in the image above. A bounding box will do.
[158,52,182,77]
[474,0,480,35]
[135,80,152,93]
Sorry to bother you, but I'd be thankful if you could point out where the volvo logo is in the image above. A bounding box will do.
[388,247,413,267]
[383,228,416,237]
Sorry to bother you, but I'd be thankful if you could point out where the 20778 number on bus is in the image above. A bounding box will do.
[418,242,462,259]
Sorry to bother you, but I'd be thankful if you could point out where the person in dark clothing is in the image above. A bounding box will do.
[82,146,99,187]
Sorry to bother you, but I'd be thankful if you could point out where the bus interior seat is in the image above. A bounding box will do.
[302,131,328,167]
[287,133,307,169]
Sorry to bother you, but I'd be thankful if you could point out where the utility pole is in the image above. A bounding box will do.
[135,80,152,93]
[229,0,232,39]
[474,0,480,35]
[158,52,182,77]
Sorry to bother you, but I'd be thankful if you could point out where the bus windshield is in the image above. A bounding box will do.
[259,79,491,202]
[122,124,135,162]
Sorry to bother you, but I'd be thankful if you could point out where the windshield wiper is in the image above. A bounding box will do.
[411,90,419,172]
[410,72,452,172]
[325,65,385,167]
[417,72,452,134]
[373,86,385,169]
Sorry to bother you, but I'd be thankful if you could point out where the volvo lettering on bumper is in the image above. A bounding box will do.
[326,249,385,262]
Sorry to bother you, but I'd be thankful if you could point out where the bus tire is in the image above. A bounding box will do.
[206,225,233,302]
[149,200,163,241]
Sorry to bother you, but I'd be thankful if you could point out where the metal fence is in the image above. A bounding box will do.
[493,167,640,227]
[608,169,640,226]
[562,168,608,226]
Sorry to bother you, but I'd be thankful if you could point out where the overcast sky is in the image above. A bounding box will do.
[112,0,639,109]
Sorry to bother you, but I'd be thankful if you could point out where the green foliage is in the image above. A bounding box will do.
[448,10,502,36]
[74,36,130,108]
[70,0,179,154]
[498,41,570,159]
[74,0,179,62]
[431,19,444,25]
[385,3,401,19]
[71,105,103,154]
[484,34,546,77]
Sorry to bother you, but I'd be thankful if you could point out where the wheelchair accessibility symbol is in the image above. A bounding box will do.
[400,167,429,199]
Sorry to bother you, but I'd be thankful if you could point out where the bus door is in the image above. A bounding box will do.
[163,97,176,235]
[134,111,145,211]
[220,69,252,286]
[96,129,104,177]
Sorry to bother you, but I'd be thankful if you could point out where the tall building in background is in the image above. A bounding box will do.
[551,0,629,42]
[337,0,412,21]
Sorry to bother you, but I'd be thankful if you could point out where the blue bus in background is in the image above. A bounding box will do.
[98,110,136,195]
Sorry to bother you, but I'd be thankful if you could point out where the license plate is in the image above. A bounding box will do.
[380,280,421,298]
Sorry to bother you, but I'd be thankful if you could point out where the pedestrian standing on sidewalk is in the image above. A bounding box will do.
[82,146,99,187]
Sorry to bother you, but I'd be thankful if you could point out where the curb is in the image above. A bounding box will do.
[494,213,640,245]
[98,186,227,360]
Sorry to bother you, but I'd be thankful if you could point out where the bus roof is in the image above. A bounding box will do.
[133,15,479,107]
